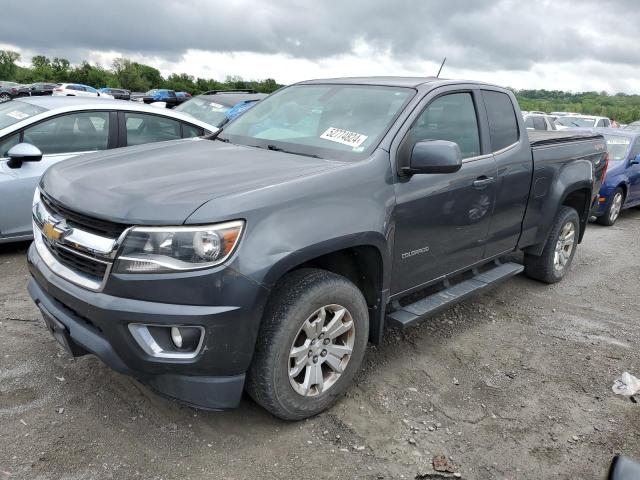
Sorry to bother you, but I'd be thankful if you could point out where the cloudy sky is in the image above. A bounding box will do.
[1,0,638,93]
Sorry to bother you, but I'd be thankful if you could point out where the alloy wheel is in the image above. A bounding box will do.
[288,304,355,397]
[553,221,575,272]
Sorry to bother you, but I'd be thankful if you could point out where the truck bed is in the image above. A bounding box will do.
[527,130,603,147]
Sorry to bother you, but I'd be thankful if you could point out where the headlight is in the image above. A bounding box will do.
[113,220,244,273]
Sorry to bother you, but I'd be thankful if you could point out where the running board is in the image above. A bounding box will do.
[386,262,524,328]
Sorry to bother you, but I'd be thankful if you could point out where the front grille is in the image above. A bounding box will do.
[43,238,108,279]
[40,194,128,238]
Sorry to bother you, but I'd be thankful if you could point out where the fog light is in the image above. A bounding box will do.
[171,326,183,348]
[128,324,205,359]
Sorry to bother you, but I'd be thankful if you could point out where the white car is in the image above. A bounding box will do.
[52,83,113,98]
[555,115,611,130]
[0,96,218,243]
[523,113,556,131]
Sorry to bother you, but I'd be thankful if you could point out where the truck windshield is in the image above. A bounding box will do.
[221,84,413,159]
[603,135,631,162]
[555,116,596,128]
[0,101,47,130]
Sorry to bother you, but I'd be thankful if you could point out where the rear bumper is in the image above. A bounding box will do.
[27,242,268,410]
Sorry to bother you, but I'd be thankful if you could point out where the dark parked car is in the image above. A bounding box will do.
[16,83,57,97]
[174,89,267,127]
[591,129,640,225]
[28,77,606,420]
[98,88,131,100]
[0,85,19,102]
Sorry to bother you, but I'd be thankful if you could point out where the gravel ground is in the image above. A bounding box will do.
[1,210,639,480]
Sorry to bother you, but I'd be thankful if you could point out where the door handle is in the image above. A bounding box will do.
[472,176,495,189]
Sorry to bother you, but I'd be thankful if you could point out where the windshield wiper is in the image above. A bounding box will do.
[204,130,229,142]
[265,144,322,158]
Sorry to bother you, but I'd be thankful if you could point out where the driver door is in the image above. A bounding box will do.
[391,89,497,295]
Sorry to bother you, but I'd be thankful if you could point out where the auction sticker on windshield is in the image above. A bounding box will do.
[320,127,368,148]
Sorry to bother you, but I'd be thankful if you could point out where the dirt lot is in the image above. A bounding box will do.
[1,211,639,480]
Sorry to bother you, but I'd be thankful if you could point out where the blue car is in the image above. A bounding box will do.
[174,90,267,127]
[592,129,640,225]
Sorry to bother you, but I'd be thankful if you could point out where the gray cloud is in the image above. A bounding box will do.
[0,0,638,72]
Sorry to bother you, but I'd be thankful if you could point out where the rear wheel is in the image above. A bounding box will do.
[597,188,624,226]
[0,92,10,102]
[524,206,580,284]
[246,268,369,420]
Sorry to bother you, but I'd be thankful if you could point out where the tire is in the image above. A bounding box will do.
[524,206,580,284]
[596,188,624,226]
[246,268,369,420]
[0,93,10,102]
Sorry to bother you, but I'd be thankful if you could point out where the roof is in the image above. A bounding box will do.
[5,96,219,131]
[592,127,640,138]
[296,76,443,88]
[195,92,267,106]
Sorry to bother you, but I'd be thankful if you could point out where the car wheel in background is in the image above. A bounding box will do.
[524,206,580,284]
[0,93,10,102]
[597,188,624,226]
[246,268,369,420]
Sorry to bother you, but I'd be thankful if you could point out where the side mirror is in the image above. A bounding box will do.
[7,143,43,169]
[631,154,640,165]
[403,140,462,175]
[609,456,640,480]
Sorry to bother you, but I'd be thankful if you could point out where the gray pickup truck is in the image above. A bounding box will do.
[27,77,607,420]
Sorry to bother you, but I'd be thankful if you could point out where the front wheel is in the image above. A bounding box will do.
[246,268,369,420]
[524,206,580,284]
[0,93,10,102]
[597,188,624,226]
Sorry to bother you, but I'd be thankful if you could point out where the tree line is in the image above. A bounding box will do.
[0,50,282,94]
[514,89,640,124]
[1,49,639,122]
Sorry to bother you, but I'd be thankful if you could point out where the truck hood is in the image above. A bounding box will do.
[40,138,344,225]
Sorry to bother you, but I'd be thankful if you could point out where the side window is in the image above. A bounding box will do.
[603,119,610,127]
[524,117,534,129]
[23,112,110,155]
[533,117,546,131]
[482,90,519,151]
[182,123,204,138]
[596,119,604,127]
[0,133,20,158]
[125,112,182,146]
[404,92,480,159]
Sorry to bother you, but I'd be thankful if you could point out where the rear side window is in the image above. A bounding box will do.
[482,90,519,151]
[125,112,182,146]
[404,92,481,159]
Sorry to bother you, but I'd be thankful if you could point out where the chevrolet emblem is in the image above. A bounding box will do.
[42,221,62,241]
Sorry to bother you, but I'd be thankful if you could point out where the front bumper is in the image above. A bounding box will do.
[27,242,268,410]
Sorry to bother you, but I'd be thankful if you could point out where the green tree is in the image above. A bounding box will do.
[0,50,20,80]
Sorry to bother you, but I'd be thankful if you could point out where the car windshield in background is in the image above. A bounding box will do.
[222,84,413,159]
[625,122,640,131]
[555,116,596,128]
[604,135,631,162]
[0,101,47,130]
[174,97,230,126]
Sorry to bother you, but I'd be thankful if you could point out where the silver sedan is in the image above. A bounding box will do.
[0,96,217,243]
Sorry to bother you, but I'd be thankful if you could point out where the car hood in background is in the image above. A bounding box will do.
[40,139,345,226]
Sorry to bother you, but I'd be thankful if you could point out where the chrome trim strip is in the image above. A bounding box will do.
[33,200,120,257]
[128,324,205,360]
[33,226,106,291]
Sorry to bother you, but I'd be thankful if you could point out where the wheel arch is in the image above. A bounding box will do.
[261,233,391,344]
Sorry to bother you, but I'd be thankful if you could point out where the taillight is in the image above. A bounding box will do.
[601,152,609,181]
[54,88,63,92]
